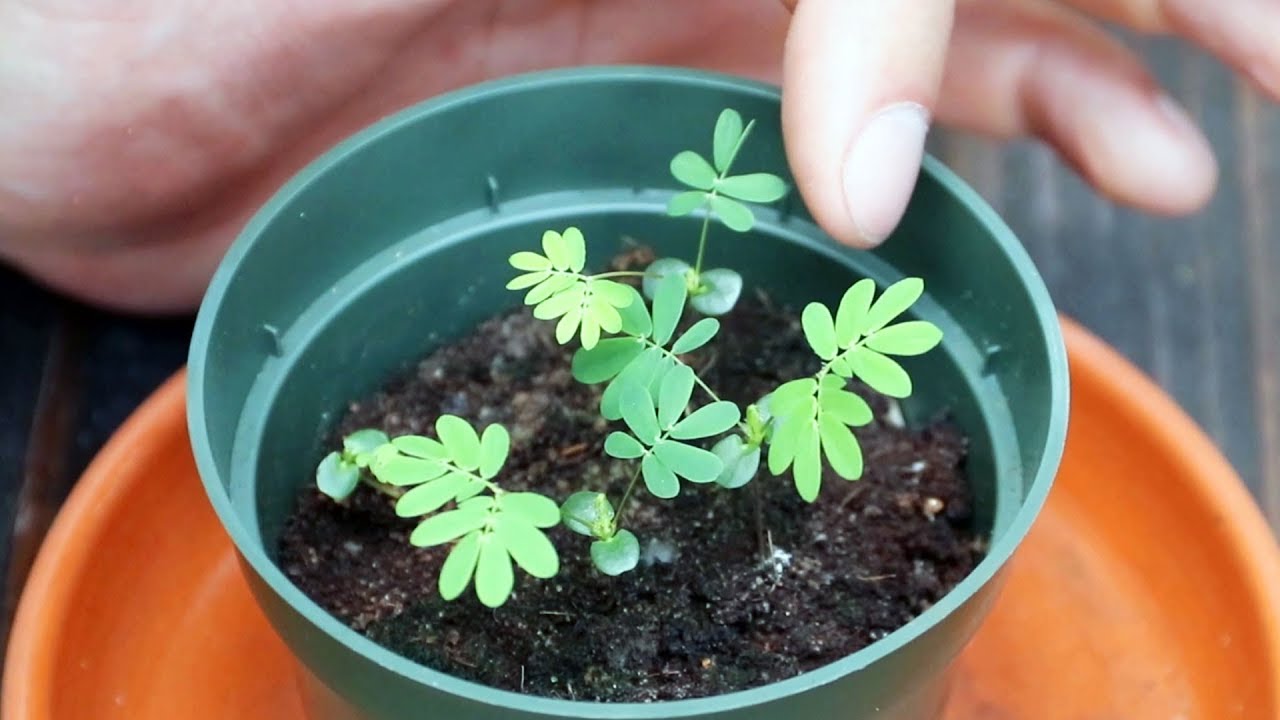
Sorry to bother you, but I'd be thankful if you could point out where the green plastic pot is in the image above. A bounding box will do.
[187,66,1068,720]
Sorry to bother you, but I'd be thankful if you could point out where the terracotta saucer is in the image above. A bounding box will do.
[4,319,1279,719]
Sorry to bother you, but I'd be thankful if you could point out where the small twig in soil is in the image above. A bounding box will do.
[539,610,573,618]
[520,666,526,693]
[837,483,866,511]
[696,348,720,377]
[856,573,896,582]
[559,442,588,459]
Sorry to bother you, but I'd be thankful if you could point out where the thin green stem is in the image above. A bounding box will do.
[692,119,754,276]
[612,463,646,530]
[693,209,713,276]
[361,476,405,499]
[590,270,650,280]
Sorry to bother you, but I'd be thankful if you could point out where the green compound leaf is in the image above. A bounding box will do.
[617,286,653,338]
[860,277,925,335]
[654,440,723,484]
[620,382,661,446]
[436,415,481,470]
[709,194,754,232]
[562,227,587,273]
[454,478,488,503]
[642,257,692,302]
[556,308,584,346]
[641,452,680,498]
[370,452,450,487]
[768,378,818,418]
[509,251,552,272]
[711,435,760,489]
[848,347,913,398]
[670,401,741,440]
[343,429,389,457]
[541,229,571,271]
[507,270,550,291]
[671,318,719,355]
[599,347,667,421]
[830,357,854,378]
[690,269,742,316]
[438,530,482,601]
[801,302,838,360]
[410,505,490,548]
[604,431,646,460]
[395,473,468,518]
[478,424,510,480]
[561,491,615,538]
[495,515,559,579]
[524,273,577,305]
[667,190,709,217]
[391,435,447,460]
[835,279,875,348]
[792,422,823,502]
[712,108,745,172]
[819,413,864,480]
[572,337,645,384]
[591,529,640,576]
[592,278,634,308]
[460,495,494,512]
[316,452,360,501]
[532,283,585,321]
[651,273,688,347]
[497,492,561,528]
[475,533,515,608]
[767,404,817,476]
[819,385,874,427]
[864,321,943,357]
[717,173,787,203]
[657,364,696,429]
[671,150,717,190]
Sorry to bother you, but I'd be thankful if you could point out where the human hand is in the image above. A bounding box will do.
[0,0,1274,313]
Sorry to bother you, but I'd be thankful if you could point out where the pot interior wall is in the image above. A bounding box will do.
[231,195,1018,558]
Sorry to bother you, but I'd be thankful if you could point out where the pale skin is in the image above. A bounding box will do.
[1,0,1276,314]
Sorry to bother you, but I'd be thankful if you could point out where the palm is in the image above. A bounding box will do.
[0,0,787,311]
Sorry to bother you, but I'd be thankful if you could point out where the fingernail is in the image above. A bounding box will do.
[842,102,930,246]
[1154,93,1202,140]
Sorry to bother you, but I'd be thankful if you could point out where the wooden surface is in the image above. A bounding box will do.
[1,38,1276,674]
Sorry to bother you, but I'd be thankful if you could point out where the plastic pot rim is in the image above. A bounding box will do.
[186,64,1069,718]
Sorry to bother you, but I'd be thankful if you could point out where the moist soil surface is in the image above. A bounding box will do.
[278,268,986,702]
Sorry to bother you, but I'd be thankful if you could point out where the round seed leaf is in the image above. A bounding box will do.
[864,321,943,356]
[524,273,577,306]
[671,150,717,190]
[316,452,360,501]
[670,401,741,440]
[343,429,389,456]
[562,226,587,273]
[509,251,552,272]
[395,473,468,518]
[667,190,709,217]
[717,173,787,203]
[436,415,482,470]
[370,453,450,487]
[391,435,446,460]
[475,534,515,608]
[792,423,823,502]
[651,272,688,347]
[819,414,864,480]
[642,257,692,301]
[709,195,754,232]
[653,440,723,484]
[572,337,645,384]
[690,269,742,316]
[712,108,744,172]
[410,506,490,548]
[495,516,559,579]
[498,492,562,528]
[560,491,615,538]
[438,530,482,601]
[478,424,510,479]
[641,453,680,498]
[590,529,640,577]
[848,347,913,398]
[604,431,647,459]
[801,302,838,360]
[657,364,697,429]
[542,230,571,271]
[620,382,660,445]
[671,318,720,355]
[835,279,876,347]
[712,436,760,489]
[860,277,925,335]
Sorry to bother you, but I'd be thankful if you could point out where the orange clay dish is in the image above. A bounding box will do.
[3,318,1279,720]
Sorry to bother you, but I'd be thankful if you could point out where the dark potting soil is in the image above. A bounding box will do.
[278,261,986,703]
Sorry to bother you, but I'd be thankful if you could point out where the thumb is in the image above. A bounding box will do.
[781,0,955,248]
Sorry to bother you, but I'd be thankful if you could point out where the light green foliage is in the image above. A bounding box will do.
[591,530,641,576]
[315,428,389,501]
[641,258,742,318]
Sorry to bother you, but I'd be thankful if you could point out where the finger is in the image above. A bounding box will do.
[1057,0,1280,99]
[936,0,1217,215]
[780,0,956,248]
